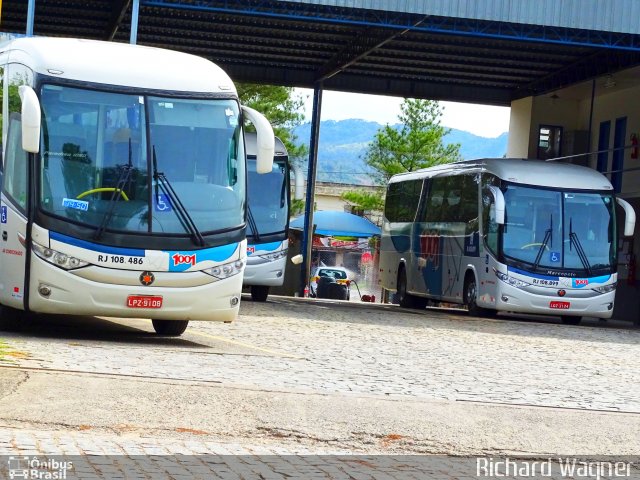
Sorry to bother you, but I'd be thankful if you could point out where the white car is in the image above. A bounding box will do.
[310,266,353,300]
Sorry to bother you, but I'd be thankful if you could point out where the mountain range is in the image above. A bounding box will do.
[292,119,508,185]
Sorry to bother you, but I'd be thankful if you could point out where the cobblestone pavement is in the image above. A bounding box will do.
[1,297,639,413]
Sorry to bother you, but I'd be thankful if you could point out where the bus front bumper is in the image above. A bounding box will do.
[28,256,242,322]
[243,256,286,287]
[489,282,615,319]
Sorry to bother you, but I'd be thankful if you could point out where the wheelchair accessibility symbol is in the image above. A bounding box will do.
[155,193,172,212]
[549,251,561,263]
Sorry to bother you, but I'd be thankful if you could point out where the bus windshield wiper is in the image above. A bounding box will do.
[247,205,260,242]
[153,146,206,247]
[94,138,133,241]
[532,214,553,270]
[569,217,592,276]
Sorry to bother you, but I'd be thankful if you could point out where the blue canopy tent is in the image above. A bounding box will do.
[289,211,380,238]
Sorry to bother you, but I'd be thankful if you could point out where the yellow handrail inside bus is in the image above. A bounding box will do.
[77,188,129,201]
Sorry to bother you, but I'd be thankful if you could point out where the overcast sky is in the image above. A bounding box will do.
[297,89,510,139]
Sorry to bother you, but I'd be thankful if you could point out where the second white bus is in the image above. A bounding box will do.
[243,133,303,301]
[379,158,636,324]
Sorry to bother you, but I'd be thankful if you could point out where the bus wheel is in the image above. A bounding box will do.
[397,267,427,309]
[251,286,270,302]
[464,274,488,317]
[561,316,582,326]
[152,319,189,336]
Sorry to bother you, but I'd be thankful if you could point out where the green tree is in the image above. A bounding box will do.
[364,98,461,185]
[237,83,307,160]
[341,190,384,212]
[0,67,25,139]
[238,84,309,218]
[344,98,461,212]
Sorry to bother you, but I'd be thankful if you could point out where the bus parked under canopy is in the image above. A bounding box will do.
[0,37,275,336]
[243,132,303,301]
[379,158,635,324]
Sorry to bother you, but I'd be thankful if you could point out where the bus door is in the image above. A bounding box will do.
[446,173,482,302]
[414,177,444,298]
[0,112,29,309]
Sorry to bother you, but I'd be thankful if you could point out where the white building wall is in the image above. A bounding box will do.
[507,97,533,158]
[586,87,640,198]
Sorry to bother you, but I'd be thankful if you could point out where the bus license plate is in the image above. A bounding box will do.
[127,295,163,309]
[549,301,570,309]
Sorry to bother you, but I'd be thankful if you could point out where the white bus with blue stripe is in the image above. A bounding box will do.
[243,133,304,301]
[0,37,275,336]
[379,158,636,324]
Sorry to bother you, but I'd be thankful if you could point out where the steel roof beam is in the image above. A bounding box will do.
[106,0,132,41]
[314,13,434,83]
[314,25,411,82]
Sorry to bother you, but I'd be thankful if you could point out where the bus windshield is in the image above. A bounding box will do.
[502,184,616,273]
[247,158,288,237]
[39,84,245,236]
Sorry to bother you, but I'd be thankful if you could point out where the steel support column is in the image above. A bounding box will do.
[130,0,140,44]
[25,0,35,37]
[299,81,323,296]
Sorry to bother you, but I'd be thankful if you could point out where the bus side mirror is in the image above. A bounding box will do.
[616,197,636,237]
[488,186,505,225]
[291,164,305,200]
[242,105,274,174]
[19,86,41,153]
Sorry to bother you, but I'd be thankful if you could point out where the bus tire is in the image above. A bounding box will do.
[251,286,270,302]
[397,267,427,309]
[561,316,582,326]
[464,273,490,317]
[152,319,189,336]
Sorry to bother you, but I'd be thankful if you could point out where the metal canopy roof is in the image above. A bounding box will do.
[2,0,640,106]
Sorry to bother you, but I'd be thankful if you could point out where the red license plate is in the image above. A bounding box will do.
[549,301,570,309]
[127,295,163,309]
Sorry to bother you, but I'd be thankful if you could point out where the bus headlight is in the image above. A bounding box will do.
[494,269,531,288]
[203,259,244,280]
[592,282,616,294]
[32,242,89,270]
[258,249,288,262]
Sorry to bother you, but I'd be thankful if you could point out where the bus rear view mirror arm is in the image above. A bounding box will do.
[488,186,505,225]
[242,105,274,174]
[19,85,41,153]
[616,197,636,237]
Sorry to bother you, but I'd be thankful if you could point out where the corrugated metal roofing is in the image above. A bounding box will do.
[1,0,640,105]
[278,0,640,35]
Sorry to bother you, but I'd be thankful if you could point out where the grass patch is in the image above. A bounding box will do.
[0,339,28,364]
[0,340,11,362]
